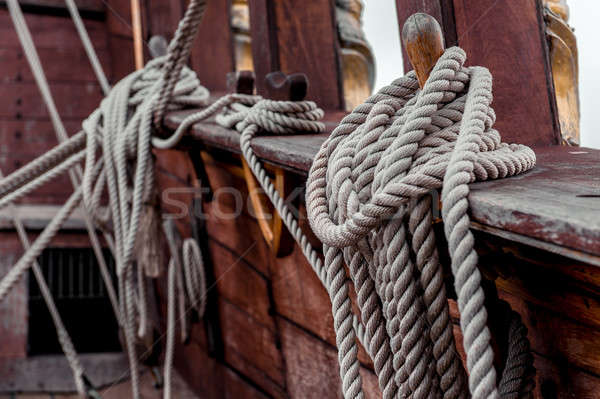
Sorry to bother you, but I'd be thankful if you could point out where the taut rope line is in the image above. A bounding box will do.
[2,0,210,397]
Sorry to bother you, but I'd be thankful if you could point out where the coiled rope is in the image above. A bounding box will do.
[305,47,536,398]
[1,0,536,398]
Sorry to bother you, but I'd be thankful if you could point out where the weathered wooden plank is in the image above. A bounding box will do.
[469,146,600,258]
[452,0,560,146]
[248,0,344,109]
[209,239,274,330]
[165,109,600,261]
[0,353,129,393]
[166,109,342,173]
[270,239,374,369]
[175,337,269,399]
[0,204,102,231]
[533,353,600,399]
[0,47,111,83]
[0,82,103,119]
[0,234,27,360]
[501,291,600,376]
[278,316,381,398]
[217,298,286,396]
[202,156,274,274]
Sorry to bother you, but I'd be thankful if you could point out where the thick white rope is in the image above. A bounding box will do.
[206,48,537,399]
[306,48,536,398]
[1,2,536,399]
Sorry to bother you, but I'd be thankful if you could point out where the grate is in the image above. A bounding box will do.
[28,247,121,355]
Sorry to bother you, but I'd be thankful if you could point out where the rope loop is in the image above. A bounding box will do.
[305,46,536,398]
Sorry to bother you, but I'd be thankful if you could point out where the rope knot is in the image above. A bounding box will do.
[305,46,536,398]
[239,99,326,135]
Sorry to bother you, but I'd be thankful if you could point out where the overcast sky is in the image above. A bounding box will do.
[363,2,600,149]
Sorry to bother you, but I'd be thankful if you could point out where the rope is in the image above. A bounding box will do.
[207,47,536,399]
[305,47,536,398]
[6,0,122,332]
[2,0,210,397]
[1,1,536,398]
[64,0,111,94]
[0,167,86,395]
[163,235,207,399]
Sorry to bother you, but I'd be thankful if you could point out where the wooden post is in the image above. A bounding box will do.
[401,13,445,88]
[396,0,458,74]
[130,0,144,70]
[248,0,344,110]
[397,0,561,146]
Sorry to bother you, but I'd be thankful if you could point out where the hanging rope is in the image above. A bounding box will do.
[1,0,537,398]
[162,237,207,399]
[1,0,210,397]
[207,49,536,399]
[305,47,536,398]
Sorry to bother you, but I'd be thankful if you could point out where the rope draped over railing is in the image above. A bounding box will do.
[305,47,536,398]
[209,49,536,398]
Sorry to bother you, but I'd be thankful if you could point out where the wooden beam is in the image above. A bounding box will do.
[248,0,344,110]
[189,0,235,91]
[397,0,560,147]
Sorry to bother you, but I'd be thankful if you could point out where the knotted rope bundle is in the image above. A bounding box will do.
[306,47,536,398]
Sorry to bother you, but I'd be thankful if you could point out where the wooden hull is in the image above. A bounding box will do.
[153,151,600,399]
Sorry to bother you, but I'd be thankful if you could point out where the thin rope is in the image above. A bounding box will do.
[6,0,122,327]
[64,0,111,94]
[162,237,207,399]
[2,0,211,397]
[0,170,86,395]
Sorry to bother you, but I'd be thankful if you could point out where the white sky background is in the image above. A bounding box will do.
[362,2,600,149]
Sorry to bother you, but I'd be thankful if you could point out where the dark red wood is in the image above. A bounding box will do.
[0,10,108,50]
[265,72,308,101]
[469,146,600,258]
[145,0,184,41]
[452,0,560,146]
[0,82,103,119]
[1,47,111,84]
[248,0,344,110]
[0,0,104,13]
[227,70,255,95]
[396,0,457,73]
[189,0,235,91]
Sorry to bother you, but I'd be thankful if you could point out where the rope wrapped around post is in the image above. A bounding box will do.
[305,46,536,398]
